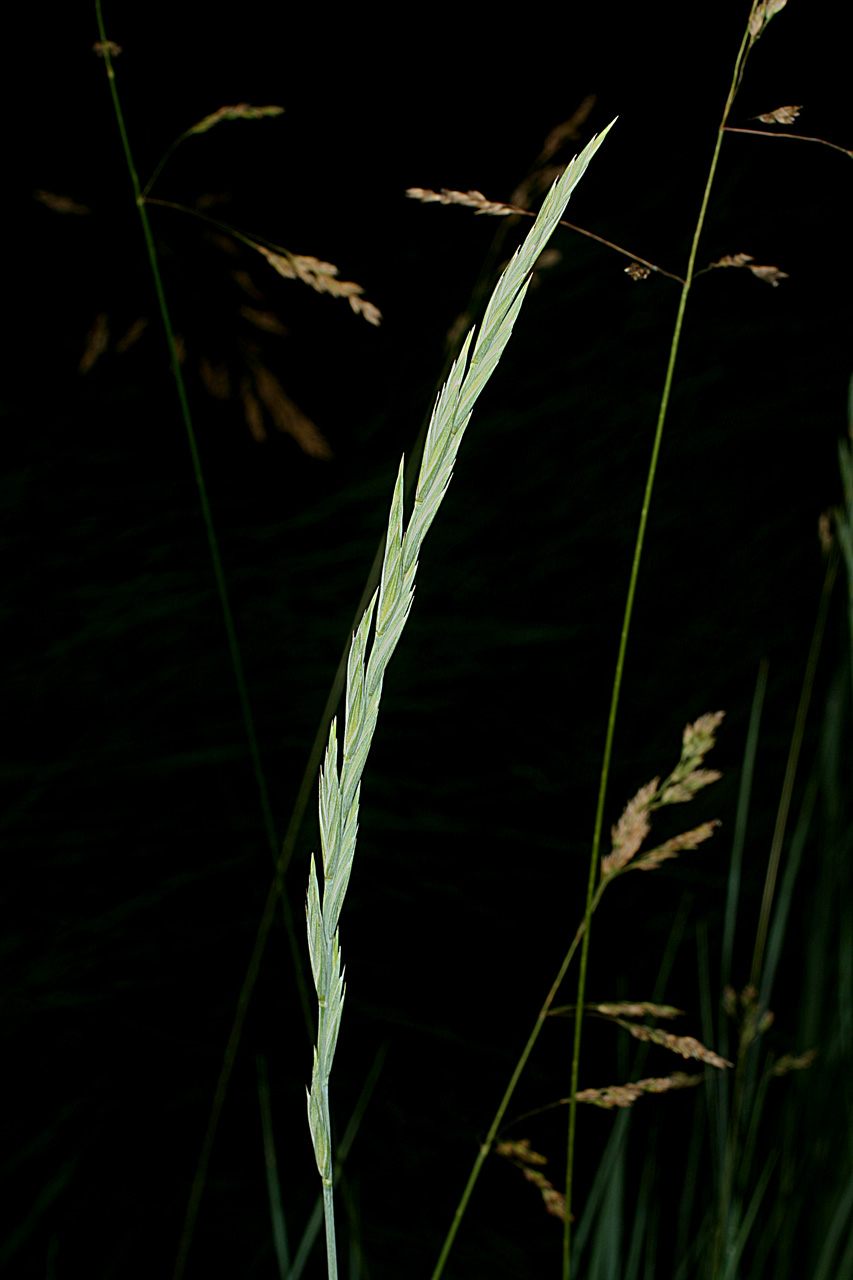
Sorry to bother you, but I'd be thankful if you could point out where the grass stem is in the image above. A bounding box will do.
[430,885,605,1280]
[92,9,314,1277]
[561,12,759,1276]
[93,5,287,898]
[432,19,759,1273]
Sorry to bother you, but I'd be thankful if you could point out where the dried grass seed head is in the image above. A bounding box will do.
[602,777,658,877]
[592,1002,684,1020]
[631,819,721,872]
[576,1071,702,1110]
[619,1021,732,1069]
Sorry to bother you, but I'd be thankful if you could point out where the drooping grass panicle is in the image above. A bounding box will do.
[406,187,518,217]
[769,1047,818,1077]
[494,1141,566,1222]
[590,1001,685,1020]
[601,777,658,876]
[549,1000,684,1020]
[628,819,721,871]
[615,1021,733,1069]
[575,1071,703,1110]
[250,244,382,325]
[141,103,285,198]
[407,176,688,286]
[305,119,616,1279]
[187,103,285,135]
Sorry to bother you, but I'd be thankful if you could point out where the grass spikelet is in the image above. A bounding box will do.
[660,767,722,804]
[405,187,517,217]
[601,778,658,876]
[752,103,802,125]
[749,0,788,41]
[629,819,721,872]
[616,1022,733,1069]
[575,1072,703,1110]
[494,1138,548,1166]
[79,312,110,374]
[187,103,285,136]
[549,1001,685,1020]
[600,713,724,884]
[198,356,231,401]
[251,362,332,458]
[250,244,382,324]
[494,1141,566,1221]
[34,188,91,215]
[661,710,725,802]
[115,316,148,353]
[590,1002,684,1020]
[707,252,789,286]
[239,377,266,442]
[769,1048,819,1077]
[239,305,289,336]
[305,120,615,1279]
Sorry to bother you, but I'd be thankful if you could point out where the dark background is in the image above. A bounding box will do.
[3,3,852,1278]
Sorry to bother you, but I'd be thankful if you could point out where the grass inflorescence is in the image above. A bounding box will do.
[24,3,849,1279]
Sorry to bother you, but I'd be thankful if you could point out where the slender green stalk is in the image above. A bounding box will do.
[321,1182,338,1280]
[561,12,760,1274]
[93,10,315,1277]
[430,900,599,1280]
[724,126,853,162]
[433,710,723,1280]
[94,4,290,902]
[287,1043,387,1280]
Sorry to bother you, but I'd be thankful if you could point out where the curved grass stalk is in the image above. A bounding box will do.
[92,13,317,1278]
[304,121,616,1280]
[94,2,286,905]
[561,10,766,1275]
[426,6,775,1278]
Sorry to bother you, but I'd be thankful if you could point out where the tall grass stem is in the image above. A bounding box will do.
[562,11,759,1275]
[92,11,315,1278]
[93,4,287,896]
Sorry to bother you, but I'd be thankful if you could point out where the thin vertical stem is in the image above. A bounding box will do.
[93,9,315,1278]
[322,1094,338,1280]
[431,18,760,1277]
[323,1184,338,1280]
[430,885,605,1280]
[562,11,758,1276]
[92,5,286,904]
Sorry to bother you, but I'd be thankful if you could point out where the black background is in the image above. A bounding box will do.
[3,3,852,1278]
